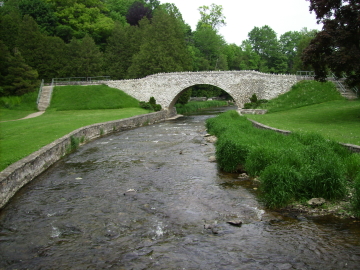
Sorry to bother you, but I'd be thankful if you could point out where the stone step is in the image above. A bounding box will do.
[37,86,54,111]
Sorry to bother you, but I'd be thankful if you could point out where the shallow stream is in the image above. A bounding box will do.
[1,107,360,269]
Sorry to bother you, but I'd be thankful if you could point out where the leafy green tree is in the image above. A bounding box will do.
[223,43,242,70]
[104,23,135,79]
[64,35,103,77]
[18,0,58,35]
[248,25,287,73]
[127,8,192,78]
[292,28,318,73]
[3,49,39,96]
[197,4,226,30]
[193,26,226,70]
[302,0,360,87]
[48,0,114,45]
[15,15,44,70]
[0,40,12,95]
[239,40,262,71]
[279,31,301,73]
[104,0,135,24]
[0,11,21,51]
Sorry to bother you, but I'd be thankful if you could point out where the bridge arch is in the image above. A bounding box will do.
[106,71,299,114]
[168,83,234,109]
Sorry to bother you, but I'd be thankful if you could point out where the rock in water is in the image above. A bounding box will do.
[227,220,243,227]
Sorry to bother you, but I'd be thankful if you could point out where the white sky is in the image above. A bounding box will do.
[165,0,323,45]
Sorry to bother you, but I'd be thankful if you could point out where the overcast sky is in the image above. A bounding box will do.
[165,0,323,45]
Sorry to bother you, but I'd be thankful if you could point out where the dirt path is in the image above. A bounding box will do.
[1,111,45,123]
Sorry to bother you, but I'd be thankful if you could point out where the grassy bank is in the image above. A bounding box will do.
[0,85,150,171]
[206,110,360,216]
[175,100,228,114]
[49,84,140,110]
[0,91,38,121]
[246,80,360,145]
[0,108,148,171]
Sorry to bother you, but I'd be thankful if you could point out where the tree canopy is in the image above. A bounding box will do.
[302,0,360,87]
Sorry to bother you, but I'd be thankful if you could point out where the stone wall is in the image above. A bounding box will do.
[106,71,299,110]
[0,110,176,209]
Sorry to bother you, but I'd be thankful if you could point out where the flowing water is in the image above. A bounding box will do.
[1,107,360,270]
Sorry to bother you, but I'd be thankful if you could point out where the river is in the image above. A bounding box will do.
[1,107,360,269]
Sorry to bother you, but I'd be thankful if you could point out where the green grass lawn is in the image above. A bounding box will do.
[0,108,149,171]
[247,99,360,145]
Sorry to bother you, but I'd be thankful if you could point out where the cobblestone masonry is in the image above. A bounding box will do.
[106,71,299,110]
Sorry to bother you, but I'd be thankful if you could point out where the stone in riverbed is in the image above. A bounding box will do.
[227,220,243,227]
[307,198,326,207]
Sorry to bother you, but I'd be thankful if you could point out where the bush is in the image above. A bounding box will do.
[139,97,162,112]
[260,164,301,208]
[206,109,357,209]
[352,173,360,218]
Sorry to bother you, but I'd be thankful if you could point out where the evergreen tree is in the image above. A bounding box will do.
[3,49,39,96]
[104,23,133,79]
[64,35,103,77]
[127,8,192,78]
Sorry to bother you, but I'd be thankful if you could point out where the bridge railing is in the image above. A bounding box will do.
[52,76,111,86]
[296,71,315,78]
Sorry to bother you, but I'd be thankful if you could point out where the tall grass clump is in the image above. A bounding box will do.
[206,110,358,209]
[176,100,228,114]
[259,80,344,113]
[0,91,38,110]
[49,84,140,110]
[352,174,360,218]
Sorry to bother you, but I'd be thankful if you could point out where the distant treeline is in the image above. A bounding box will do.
[0,0,317,97]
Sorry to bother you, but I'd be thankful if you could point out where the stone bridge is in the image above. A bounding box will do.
[106,71,299,113]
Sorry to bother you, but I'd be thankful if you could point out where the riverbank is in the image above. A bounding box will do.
[206,110,360,218]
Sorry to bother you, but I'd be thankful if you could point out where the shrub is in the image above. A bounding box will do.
[352,173,360,218]
[260,164,300,208]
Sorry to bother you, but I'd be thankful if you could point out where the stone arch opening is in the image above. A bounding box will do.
[168,83,237,110]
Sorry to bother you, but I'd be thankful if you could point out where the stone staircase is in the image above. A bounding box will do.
[37,85,54,111]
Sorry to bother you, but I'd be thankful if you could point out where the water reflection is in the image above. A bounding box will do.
[0,107,359,269]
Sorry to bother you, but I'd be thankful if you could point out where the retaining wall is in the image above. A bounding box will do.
[0,109,176,209]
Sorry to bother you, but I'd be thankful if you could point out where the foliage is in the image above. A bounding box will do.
[49,84,139,110]
[175,100,227,114]
[127,8,192,78]
[63,35,103,77]
[126,1,152,26]
[139,96,161,111]
[197,4,226,30]
[302,0,360,87]
[176,88,192,105]
[206,110,357,208]
[353,173,360,218]
[243,93,267,109]
[0,90,38,111]
[258,80,344,112]
[18,0,58,35]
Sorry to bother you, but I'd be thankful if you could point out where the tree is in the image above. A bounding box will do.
[64,35,103,77]
[18,0,58,35]
[248,25,287,73]
[3,49,39,96]
[104,23,134,79]
[127,9,192,78]
[197,4,226,30]
[239,40,262,71]
[302,0,360,87]
[279,31,302,73]
[0,11,21,51]
[126,1,152,26]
